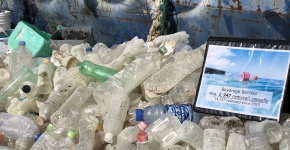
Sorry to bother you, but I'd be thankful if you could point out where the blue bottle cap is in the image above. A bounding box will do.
[19,41,26,46]
[34,133,42,142]
[135,109,144,121]
[85,47,93,53]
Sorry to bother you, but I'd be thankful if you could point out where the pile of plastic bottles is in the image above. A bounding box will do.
[0,31,288,150]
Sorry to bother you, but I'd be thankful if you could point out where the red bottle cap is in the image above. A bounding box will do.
[138,131,148,143]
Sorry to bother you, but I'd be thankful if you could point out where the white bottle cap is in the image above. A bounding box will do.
[104,133,114,143]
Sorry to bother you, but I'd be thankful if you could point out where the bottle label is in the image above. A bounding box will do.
[165,104,193,123]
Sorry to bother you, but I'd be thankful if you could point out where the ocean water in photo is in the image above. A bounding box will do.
[196,74,284,119]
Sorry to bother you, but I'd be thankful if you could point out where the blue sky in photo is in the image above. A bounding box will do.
[205,45,290,80]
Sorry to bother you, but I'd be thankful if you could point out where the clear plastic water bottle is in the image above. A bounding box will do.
[93,51,162,110]
[104,93,130,143]
[30,125,58,150]
[145,112,181,150]
[177,120,203,149]
[225,72,258,82]
[55,129,77,149]
[75,114,99,150]
[243,132,273,150]
[0,66,36,103]
[135,103,198,124]
[19,81,38,99]
[203,129,226,150]
[0,112,40,139]
[226,133,246,150]
[245,120,283,144]
[108,122,149,150]
[79,60,118,82]
[50,85,91,124]
[37,58,54,94]
[136,131,150,150]
[8,41,33,76]
[37,79,79,125]
[82,47,102,64]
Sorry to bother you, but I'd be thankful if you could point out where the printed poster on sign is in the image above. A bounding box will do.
[195,45,290,120]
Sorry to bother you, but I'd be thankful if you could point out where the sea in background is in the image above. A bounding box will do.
[196,73,284,119]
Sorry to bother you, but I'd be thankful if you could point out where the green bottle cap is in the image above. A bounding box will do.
[159,46,167,55]
[67,129,77,139]
[46,124,54,131]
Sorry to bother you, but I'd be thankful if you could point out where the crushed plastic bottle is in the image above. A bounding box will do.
[30,124,58,150]
[203,129,226,150]
[37,58,54,94]
[243,132,273,150]
[104,93,130,143]
[82,47,101,64]
[0,112,40,139]
[177,120,203,149]
[50,85,91,124]
[75,112,99,150]
[8,41,33,76]
[37,79,79,125]
[0,66,36,103]
[55,129,77,149]
[226,133,246,150]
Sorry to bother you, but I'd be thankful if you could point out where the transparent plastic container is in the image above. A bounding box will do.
[82,47,101,64]
[93,51,161,110]
[8,41,33,76]
[177,120,203,149]
[136,131,150,150]
[246,120,283,144]
[15,137,34,150]
[109,122,148,150]
[145,112,181,150]
[0,112,40,139]
[136,103,198,124]
[79,60,118,82]
[52,67,67,87]
[226,133,246,150]
[104,93,130,143]
[36,58,54,94]
[75,114,99,150]
[30,124,58,150]
[37,79,79,125]
[203,129,226,150]
[243,132,273,150]
[55,129,77,149]
[50,85,92,124]
[0,66,36,103]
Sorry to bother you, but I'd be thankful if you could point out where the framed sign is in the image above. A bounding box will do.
[194,37,290,121]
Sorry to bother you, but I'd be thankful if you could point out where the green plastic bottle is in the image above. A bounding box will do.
[79,60,118,82]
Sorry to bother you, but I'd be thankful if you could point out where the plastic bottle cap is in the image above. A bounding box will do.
[34,133,42,142]
[36,116,46,125]
[138,121,149,130]
[85,47,93,53]
[104,133,114,143]
[18,41,26,46]
[43,58,50,63]
[158,46,167,55]
[137,131,148,143]
[135,109,144,121]
[67,129,77,139]
[22,85,31,93]
[46,124,55,131]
